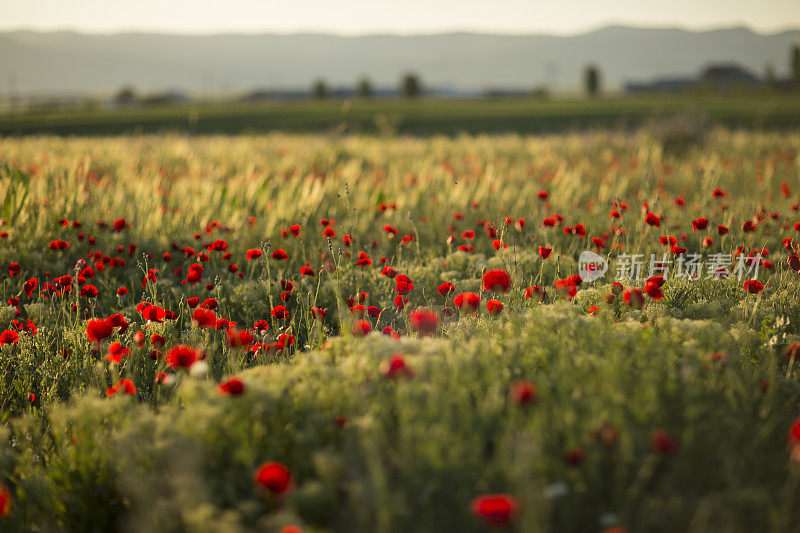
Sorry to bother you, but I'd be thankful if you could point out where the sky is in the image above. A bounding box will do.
[1,0,799,35]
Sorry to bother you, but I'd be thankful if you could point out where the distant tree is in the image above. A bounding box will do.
[401,73,421,99]
[312,79,328,100]
[530,86,550,99]
[584,65,600,98]
[357,77,374,99]
[792,44,800,82]
[114,85,137,105]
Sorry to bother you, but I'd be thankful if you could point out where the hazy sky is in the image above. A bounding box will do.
[1,0,799,35]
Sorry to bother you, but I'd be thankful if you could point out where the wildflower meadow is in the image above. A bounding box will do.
[1,130,800,532]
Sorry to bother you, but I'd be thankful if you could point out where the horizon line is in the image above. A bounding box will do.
[2,21,800,39]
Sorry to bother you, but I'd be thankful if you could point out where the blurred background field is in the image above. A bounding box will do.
[2,94,800,136]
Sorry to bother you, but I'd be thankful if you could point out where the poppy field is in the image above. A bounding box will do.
[1,130,800,532]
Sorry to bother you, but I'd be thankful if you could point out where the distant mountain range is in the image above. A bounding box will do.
[0,26,798,95]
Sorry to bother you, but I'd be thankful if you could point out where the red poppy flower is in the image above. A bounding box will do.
[150,334,165,347]
[483,269,511,293]
[192,308,217,328]
[644,212,661,227]
[394,295,409,310]
[538,246,552,259]
[271,249,289,261]
[454,292,481,312]
[644,276,665,300]
[509,380,536,405]
[650,429,679,455]
[209,239,228,251]
[0,330,19,346]
[0,484,11,518]
[105,341,131,363]
[691,217,709,231]
[246,249,263,260]
[165,345,201,369]
[141,305,166,323]
[251,319,269,331]
[254,461,292,494]
[395,275,414,295]
[382,354,412,378]
[218,377,245,395]
[744,280,764,294]
[437,282,455,296]
[524,285,546,301]
[382,326,399,340]
[107,378,137,396]
[623,288,645,309]
[554,278,577,300]
[79,285,99,298]
[23,278,37,297]
[470,494,518,527]
[227,328,254,349]
[486,299,503,315]
[352,320,372,336]
[86,318,114,343]
[717,224,729,235]
[409,309,439,335]
[670,245,687,256]
[271,305,289,320]
[49,239,70,250]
